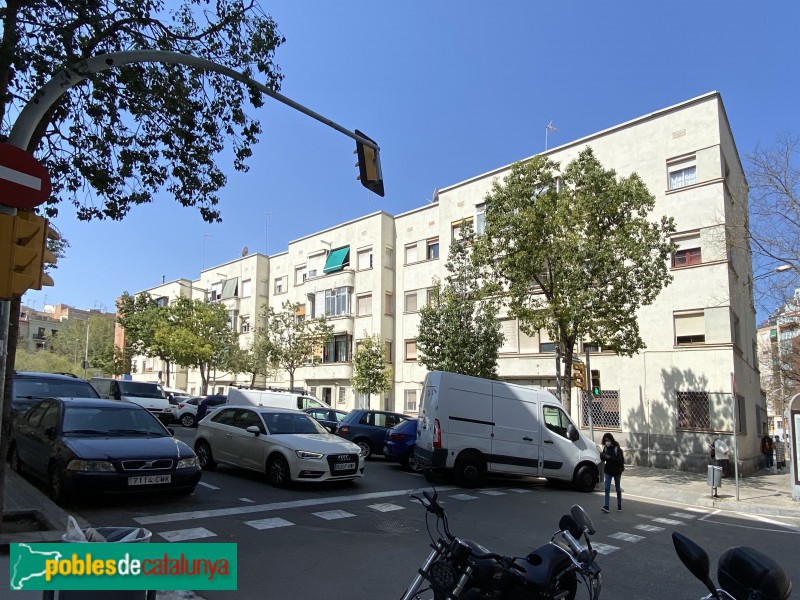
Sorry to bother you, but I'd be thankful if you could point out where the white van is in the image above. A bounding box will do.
[415,371,601,491]
[225,388,331,411]
[90,377,173,423]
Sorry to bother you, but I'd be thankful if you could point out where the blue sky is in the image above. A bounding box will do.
[23,1,799,324]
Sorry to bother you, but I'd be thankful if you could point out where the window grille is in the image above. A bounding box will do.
[580,390,620,429]
[676,391,711,430]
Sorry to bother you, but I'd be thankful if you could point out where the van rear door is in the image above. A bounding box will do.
[490,383,540,475]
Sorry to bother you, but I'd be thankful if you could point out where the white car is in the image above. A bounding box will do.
[172,397,202,427]
[194,406,365,487]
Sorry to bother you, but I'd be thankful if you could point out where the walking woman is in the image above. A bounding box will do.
[600,433,625,513]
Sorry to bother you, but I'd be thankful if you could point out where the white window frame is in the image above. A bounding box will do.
[405,339,417,361]
[405,243,418,265]
[476,203,486,235]
[357,247,373,271]
[241,279,252,298]
[356,293,372,316]
[404,389,418,413]
[405,291,418,313]
[668,157,697,190]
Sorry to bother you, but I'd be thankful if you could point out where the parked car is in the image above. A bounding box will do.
[172,396,204,427]
[11,372,100,415]
[8,397,201,503]
[336,409,410,459]
[194,406,365,488]
[303,408,349,433]
[195,394,228,424]
[90,378,173,424]
[383,418,422,471]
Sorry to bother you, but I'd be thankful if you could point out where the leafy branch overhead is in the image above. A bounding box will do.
[0,0,286,222]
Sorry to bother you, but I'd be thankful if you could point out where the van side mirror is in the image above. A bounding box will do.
[566,424,579,441]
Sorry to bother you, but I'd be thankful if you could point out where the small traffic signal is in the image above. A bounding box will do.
[354,129,384,197]
[0,211,57,299]
[572,363,586,389]
[591,369,601,396]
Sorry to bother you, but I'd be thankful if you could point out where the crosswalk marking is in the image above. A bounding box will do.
[591,542,620,555]
[368,503,405,512]
[198,482,220,490]
[480,490,506,496]
[158,527,217,542]
[506,489,532,493]
[609,532,645,543]
[450,494,479,501]
[245,517,294,530]
[652,518,684,525]
[670,512,697,519]
[313,510,356,520]
[239,498,254,503]
[634,524,664,532]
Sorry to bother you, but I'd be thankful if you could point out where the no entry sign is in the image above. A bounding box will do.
[0,143,52,209]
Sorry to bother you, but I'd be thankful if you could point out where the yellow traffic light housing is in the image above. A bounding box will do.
[572,363,586,389]
[0,211,57,299]
[354,129,384,197]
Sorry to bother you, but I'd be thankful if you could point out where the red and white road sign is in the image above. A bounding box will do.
[0,143,52,209]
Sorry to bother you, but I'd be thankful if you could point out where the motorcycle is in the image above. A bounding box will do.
[672,531,792,599]
[401,471,602,600]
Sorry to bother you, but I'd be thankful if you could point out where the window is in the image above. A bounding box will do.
[295,266,307,285]
[668,157,697,190]
[673,247,701,267]
[405,291,418,313]
[323,334,351,363]
[426,238,439,260]
[274,276,286,295]
[241,279,252,298]
[308,386,317,399]
[338,387,347,404]
[476,203,486,234]
[674,311,705,345]
[426,287,437,306]
[384,341,392,362]
[307,251,327,279]
[405,389,418,412]
[452,217,474,240]
[539,329,555,353]
[155,296,169,307]
[732,311,741,349]
[385,292,393,315]
[357,248,373,271]
[676,391,710,430]
[499,319,518,353]
[324,286,350,317]
[240,315,251,333]
[405,340,417,361]
[385,246,394,267]
[357,294,372,316]
[542,405,571,438]
[210,282,223,301]
[736,394,746,433]
[405,243,418,264]
[227,310,237,331]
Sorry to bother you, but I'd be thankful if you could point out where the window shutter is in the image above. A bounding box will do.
[675,312,704,337]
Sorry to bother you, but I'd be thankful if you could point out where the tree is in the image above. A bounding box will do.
[14,347,81,375]
[47,315,116,376]
[117,292,174,384]
[352,332,393,410]
[476,148,676,415]
[0,0,285,527]
[221,328,276,387]
[417,223,504,378]
[161,297,237,395]
[262,301,333,390]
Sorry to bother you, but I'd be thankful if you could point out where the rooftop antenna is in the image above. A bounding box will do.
[428,188,439,204]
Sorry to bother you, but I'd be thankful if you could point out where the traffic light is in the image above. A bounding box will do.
[591,370,601,396]
[0,211,57,299]
[572,363,586,389]
[354,129,384,197]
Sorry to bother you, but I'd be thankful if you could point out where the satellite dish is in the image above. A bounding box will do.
[241,246,248,257]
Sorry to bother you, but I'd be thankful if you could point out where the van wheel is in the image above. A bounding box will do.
[573,465,596,492]
[195,440,217,471]
[455,455,484,488]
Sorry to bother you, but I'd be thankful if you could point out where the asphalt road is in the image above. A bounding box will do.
[65,426,799,600]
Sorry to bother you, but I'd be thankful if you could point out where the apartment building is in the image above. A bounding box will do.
[124,92,766,473]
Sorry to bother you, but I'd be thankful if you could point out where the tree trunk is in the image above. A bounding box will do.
[288,368,294,391]
[199,365,208,395]
[0,296,22,530]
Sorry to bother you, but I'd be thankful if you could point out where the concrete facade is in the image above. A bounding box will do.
[122,92,765,473]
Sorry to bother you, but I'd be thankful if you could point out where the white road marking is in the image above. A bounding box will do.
[198,482,220,490]
[239,498,254,503]
[158,527,217,542]
[634,524,664,532]
[480,490,507,496]
[134,486,455,525]
[245,517,294,530]
[368,503,405,512]
[450,494,479,501]
[670,512,697,519]
[506,488,532,493]
[609,532,645,543]
[591,542,620,555]
[313,510,356,520]
[652,518,685,525]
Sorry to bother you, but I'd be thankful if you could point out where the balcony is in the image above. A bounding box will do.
[305,268,355,291]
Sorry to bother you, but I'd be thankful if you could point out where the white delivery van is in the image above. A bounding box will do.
[226,388,331,411]
[90,377,173,423]
[415,371,601,491]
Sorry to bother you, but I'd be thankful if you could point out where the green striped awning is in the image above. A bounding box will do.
[323,247,350,273]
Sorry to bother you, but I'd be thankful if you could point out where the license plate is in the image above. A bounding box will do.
[128,475,171,486]
[333,462,356,471]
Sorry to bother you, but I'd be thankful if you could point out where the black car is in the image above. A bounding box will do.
[194,394,228,424]
[303,407,349,433]
[8,397,202,503]
[337,409,410,459]
[11,371,100,415]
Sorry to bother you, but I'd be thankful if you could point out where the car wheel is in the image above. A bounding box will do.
[355,439,373,460]
[181,414,196,428]
[195,440,217,471]
[454,454,485,488]
[267,454,291,488]
[8,443,23,474]
[49,464,70,504]
[573,465,597,493]
[405,450,423,473]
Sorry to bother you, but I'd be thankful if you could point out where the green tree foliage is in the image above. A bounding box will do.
[352,332,393,410]
[117,292,173,382]
[221,328,276,387]
[162,297,238,395]
[417,223,504,379]
[14,347,81,376]
[47,315,116,376]
[476,148,676,414]
[261,301,333,390]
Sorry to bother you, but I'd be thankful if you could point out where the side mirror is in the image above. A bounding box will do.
[570,504,596,536]
[672,532,717,597]
[246,425,261,436]
[566,424,580,441]
[559,514,582,539]
[325,425,336,434]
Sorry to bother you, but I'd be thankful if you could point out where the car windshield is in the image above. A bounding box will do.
[14,379,99,400]
[117,382,165,399]
[262,412,328,435]
[62,406,169,437]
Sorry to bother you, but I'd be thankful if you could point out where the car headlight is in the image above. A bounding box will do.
[295,450,324,460]
[66,460,115,472]
[177,457,199,469]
